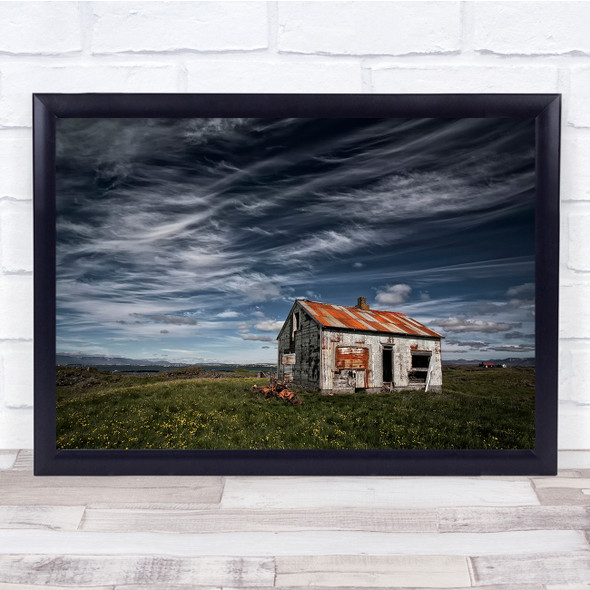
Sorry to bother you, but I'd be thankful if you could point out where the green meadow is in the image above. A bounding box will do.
[56,365,535,451]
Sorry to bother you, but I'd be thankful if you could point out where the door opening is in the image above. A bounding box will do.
[382,347,392,383]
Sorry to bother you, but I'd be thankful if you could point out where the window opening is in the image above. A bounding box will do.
[409,351,431,383]
[291,311,300,340]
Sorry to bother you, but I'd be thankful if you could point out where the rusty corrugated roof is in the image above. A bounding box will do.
[297,299,443,338]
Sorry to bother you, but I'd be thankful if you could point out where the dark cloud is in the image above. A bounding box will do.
[504,331,534,340]
[487,344,536,353]
[507,283,534,298]
[445,339,489,350]
[131,314,197,326]
[241,334,276,342]
[467,301,503,315]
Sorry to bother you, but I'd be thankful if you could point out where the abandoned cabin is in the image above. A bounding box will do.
[277,297,443,394]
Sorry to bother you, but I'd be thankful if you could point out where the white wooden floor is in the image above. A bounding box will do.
[1,450,589,589]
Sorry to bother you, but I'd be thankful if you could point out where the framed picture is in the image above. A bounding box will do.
[34,94,560,475]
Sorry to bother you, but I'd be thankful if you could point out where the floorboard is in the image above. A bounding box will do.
[437,505,590,532]
[0,506,85,530]
[220,477,540,509]
[1,529,586,557]
[0,450,588,588]
[0,555,274,587]
[80,507,439,533]
[0,451,18,470]
[274,555,471,587]
[471,552,590,586]
[0,585,114,590]
[0,469,223,505]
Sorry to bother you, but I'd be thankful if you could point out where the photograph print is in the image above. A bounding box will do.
[55,114,536,452]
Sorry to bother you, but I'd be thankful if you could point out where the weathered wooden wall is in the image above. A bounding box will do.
[394,337,443,392]
[320,330,443,394]
[277,311,295,382]
[277,306,321,389]
[279,305,443,394]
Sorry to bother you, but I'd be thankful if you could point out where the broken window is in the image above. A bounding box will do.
[291,311,300,340]
[408,351,431,383]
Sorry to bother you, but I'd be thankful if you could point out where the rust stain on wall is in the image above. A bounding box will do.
[278,298,443,394]
[335,346,369,370]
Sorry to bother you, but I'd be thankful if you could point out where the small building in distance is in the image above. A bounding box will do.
[277,297,444,394]
[480,362,507,369]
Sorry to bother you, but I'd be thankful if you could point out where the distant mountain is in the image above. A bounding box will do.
[56,353,276,368]
[443,357,535,367]
[56,353,189,367]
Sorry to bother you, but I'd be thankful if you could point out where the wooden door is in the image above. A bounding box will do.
[354,370,366,388]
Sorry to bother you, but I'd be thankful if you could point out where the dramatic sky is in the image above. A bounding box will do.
[56,117,535,364]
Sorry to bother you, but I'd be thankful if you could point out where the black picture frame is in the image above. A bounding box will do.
[34,93,560,476]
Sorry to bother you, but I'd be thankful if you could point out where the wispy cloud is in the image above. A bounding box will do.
[216,310,239,319]
[434,317,518,334]
[56,116,535,363]
[487,344,535,353]
[507,283,534,298]
[504,331,534,340]
[131,314,198,326]
[445,339,489,350]
[241,334,276,342]
[255,320,284,333]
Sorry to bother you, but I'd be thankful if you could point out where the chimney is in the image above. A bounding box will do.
[356,296,370,311]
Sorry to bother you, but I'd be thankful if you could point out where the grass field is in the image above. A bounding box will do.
[56,365,535,450]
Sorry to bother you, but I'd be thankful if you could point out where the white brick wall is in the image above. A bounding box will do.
[0,1,589,449]
[185,59,364,93]
[0,200,32,273]
[0,275,33,341]
[91,2,269,54]
[561,132,590,201]
[0,63,181,127]
[0,341,33,409]
[277,2,462,56]
[0,3,83,55]
[472,2,590,56]
[370,65,559,93]
[568,68,590,127]
[0,131,32,200]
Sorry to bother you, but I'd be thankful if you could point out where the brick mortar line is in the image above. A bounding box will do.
[5,49,590,64]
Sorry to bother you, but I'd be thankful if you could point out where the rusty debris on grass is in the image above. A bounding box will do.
[253,378,302,405]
